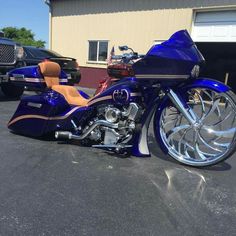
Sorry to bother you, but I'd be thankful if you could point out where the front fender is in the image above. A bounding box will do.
[183,78,230,93]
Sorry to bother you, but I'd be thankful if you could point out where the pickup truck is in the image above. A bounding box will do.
[0,31,25,97]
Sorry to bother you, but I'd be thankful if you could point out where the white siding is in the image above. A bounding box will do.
[193,10,236,42]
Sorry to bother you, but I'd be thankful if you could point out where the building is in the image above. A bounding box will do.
[48,0,236,88]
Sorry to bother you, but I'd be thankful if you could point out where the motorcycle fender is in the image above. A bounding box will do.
[131,102,159,157]
[184,78,230,93]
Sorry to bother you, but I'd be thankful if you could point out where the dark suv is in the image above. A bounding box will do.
[0,31,25,97]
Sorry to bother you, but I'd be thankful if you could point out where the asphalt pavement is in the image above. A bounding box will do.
[0,90,236,236]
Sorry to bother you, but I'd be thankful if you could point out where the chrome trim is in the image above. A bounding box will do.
[9,77,68,83]
[135,74,189,79]
[130,92,142,96]
[167,89,197,125]
[10,77,44,83]
[88,95,112,106]
[92,144,132,149]
[27,102,42,108]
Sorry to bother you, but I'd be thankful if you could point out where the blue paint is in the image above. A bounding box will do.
[133,30,205,78]
[78,90,91,99]
[184,78,230,93]
[8,65,68,89]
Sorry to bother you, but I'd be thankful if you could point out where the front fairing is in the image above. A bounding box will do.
[133,30,205,78]
[148,30,204,63]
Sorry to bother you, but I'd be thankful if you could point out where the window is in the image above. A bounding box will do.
[25,47,62,59]
[88,41,108,62]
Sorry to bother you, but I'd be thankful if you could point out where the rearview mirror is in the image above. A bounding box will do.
[119,45,129,51]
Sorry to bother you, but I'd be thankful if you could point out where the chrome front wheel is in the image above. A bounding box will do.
[158,89,236,167]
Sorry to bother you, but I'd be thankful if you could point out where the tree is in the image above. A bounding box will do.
[1,27,46,48]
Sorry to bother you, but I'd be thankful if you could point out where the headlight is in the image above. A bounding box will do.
[16,46,24,59]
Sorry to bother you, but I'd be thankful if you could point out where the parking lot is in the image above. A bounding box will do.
[0,91,236,236]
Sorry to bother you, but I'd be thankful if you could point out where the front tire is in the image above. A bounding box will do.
[1,83,24,98]
[154,87,236,167]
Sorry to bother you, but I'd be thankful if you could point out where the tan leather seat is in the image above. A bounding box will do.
[38,61,89,106]
[38,61,60,87]
[52,85,89,106]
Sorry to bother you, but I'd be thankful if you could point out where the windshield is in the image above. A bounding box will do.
[146,30,205,63]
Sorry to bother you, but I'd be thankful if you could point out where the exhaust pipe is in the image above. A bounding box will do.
[55,131,72,139]
[55,120,118,140]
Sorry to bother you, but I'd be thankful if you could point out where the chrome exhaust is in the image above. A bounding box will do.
[55,120,118,140]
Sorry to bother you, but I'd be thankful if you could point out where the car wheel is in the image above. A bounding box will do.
[1,83,24,98]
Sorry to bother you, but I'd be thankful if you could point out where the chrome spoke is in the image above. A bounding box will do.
[200,98,220,122]
[202,126,236,138]
[213,141,230,148]
[211,110,232,127]
[198,133,222,152]
[186,141,216,157]
[195,143,207,161]
[162,117,179,127]
[178,128,189,154]
[192,90,206,119]
[166,124,190,141]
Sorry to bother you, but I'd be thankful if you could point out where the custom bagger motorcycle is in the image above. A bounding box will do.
[8,30,236,167]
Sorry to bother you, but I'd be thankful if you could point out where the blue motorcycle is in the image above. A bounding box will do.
[8,30,236,167]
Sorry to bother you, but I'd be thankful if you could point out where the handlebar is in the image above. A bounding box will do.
[111,55,123,60]
[111,54,145,61]
[110,45,145,64]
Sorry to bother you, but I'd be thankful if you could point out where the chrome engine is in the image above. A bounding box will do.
[55,103,142,152]
[89,102,142,146]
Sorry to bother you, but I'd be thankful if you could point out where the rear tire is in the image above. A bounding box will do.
[1,83,24,98]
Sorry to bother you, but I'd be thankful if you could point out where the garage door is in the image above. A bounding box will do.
[192,10,236,42]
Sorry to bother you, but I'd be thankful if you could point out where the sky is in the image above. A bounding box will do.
[0,0,49,47]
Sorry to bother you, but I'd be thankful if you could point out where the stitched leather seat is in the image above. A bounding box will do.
[38,61,89,106]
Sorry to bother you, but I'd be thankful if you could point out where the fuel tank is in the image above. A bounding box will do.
[87,78,142,106]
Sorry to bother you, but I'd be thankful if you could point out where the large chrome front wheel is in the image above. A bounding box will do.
[156,88,236,167]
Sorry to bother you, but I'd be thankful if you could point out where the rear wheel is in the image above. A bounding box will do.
[155,88,236,167]
[1,83,24,98]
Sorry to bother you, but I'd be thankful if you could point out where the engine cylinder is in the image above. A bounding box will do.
[105,108,121,123]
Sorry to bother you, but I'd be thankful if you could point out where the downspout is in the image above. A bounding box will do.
[44,0,52,49]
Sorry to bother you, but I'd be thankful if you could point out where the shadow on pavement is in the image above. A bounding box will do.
[148,135,232,171]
